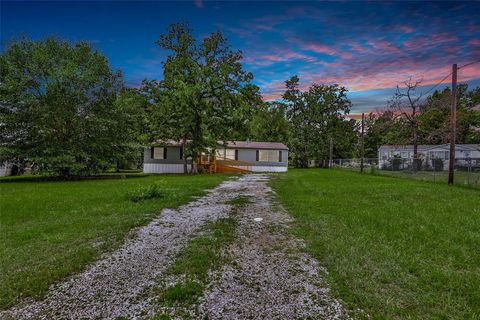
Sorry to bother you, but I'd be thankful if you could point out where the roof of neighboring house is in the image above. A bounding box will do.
[378,144,480,152]
[151,139,288,150]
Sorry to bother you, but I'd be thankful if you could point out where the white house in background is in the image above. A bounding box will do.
[378,144,480,170]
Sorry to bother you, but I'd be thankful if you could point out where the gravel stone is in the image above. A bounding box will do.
[1,174,351,320]
[190,174,351,319]
[1,176,241,320]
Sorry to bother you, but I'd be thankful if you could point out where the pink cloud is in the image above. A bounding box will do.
[368,39,402,53]
[404,33,457,50]
[259,59,480,101]
[469,39,480,46]
[398,25,415,33]
[244,48,317,66]
[302,43,337,56]
[194,0,203,8]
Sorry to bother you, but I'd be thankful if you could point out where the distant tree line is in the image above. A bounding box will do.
[1,22,479,177]
[363,81,480,158]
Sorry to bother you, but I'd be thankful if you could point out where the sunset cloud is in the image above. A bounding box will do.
[4,1,477,114]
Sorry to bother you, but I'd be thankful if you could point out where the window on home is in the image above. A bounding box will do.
[258,150,280,162]
[215,148,237,160]
[225,149,236,160]
[152,147,166,159]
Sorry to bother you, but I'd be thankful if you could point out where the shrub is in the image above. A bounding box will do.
[392,157,402,171]
[369,164,377,175]
[432,158,444,172]
[127,185,163,202]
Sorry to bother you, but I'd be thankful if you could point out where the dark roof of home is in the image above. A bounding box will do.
[378,144,480,151]
[222,141,288,150]
[152,140,288,150]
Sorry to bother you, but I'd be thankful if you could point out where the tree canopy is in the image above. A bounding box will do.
[282,76,355,167]
[140,22,261,173]
[0,37,139,176]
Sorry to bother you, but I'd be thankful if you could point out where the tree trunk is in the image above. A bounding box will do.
[412,124,421,171]
[182,137,188,174]
[190,115,201,174]
[190,150,197,174]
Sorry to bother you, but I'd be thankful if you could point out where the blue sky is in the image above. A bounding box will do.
[2,1,480,116]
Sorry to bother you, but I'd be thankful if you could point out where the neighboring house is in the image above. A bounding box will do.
[378,144,480,170]
[143,140,288,174]
[0,162,12,177]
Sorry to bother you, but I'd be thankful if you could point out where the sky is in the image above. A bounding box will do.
[1,1,480,116]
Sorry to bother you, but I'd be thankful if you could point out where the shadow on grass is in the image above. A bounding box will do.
[0,173,150,184]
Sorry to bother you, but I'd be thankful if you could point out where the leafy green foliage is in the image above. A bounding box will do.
[140,22,262,173]
[0,37,141,177]
[365,83,480,155]
[126,184,164,202]
[283,76,356,167]
[249,102,291,144]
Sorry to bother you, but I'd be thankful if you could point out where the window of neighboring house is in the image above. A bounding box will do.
[152,147,166,159]
[401,151,409,158]
[258,150,280,162]
[430,151,449,160]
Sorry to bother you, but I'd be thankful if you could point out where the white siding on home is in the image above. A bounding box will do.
[143,163,195,174]
[0,164,11,177]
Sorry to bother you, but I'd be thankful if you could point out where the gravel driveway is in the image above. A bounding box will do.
[1,174,350,320]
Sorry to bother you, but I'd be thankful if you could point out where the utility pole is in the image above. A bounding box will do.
[329,137,333,168]
[360,113,365,173]
[448,64,457,185]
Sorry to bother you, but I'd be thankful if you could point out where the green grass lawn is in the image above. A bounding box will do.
[270,169,480,319]
[375,169,480,189]
[0,173,230,309]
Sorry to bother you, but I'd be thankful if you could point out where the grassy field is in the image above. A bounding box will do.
[271,169,480,319]
[375,169,480,189]
[340,165,480,189]
[0,173,230,309]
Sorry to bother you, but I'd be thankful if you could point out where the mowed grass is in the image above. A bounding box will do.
[0,173,230,309]
[270,169,480,319]
[376,170,480,189]
[155,217,237,318]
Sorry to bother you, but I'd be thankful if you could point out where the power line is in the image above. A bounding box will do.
[458,59,480,70]
[420,72,452,98]
[419,58,480,100]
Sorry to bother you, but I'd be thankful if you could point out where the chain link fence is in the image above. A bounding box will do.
[332,157,480,189]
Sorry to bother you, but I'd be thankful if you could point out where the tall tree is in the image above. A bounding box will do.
[283,76,353,167]
[142,22,260,173]
[419,84,480,144]
[363,110,409,157]
[0,37,137,177]
[249,102,291,144]
[389,78,424,169]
